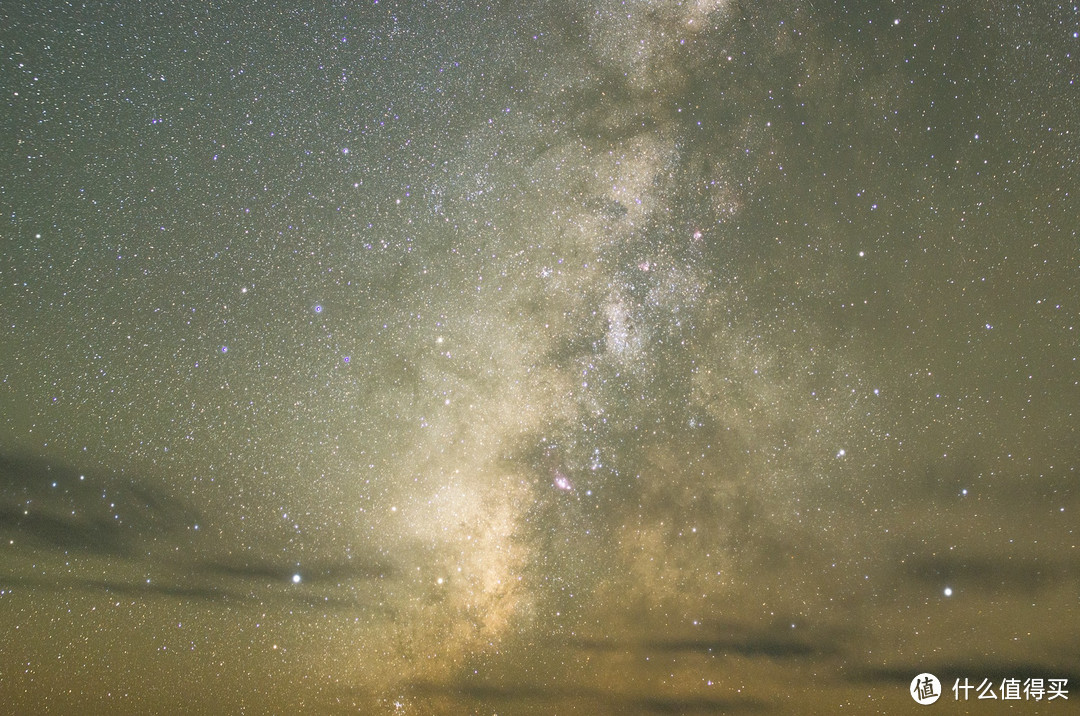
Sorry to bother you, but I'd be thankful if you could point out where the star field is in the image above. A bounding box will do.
[1,1,1078,713]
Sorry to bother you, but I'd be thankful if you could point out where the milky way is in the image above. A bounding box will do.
[1,1,1078,713]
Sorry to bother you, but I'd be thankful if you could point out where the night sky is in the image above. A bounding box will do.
[2,1,1078,713]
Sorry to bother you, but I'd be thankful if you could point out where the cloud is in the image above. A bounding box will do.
[0,453,202,556]
[11,574,236,602]
[198,554,394,585]
[573,617,845,660]
[0,453,395,611]
[403,679,765,714]
[905,553,1063,594]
